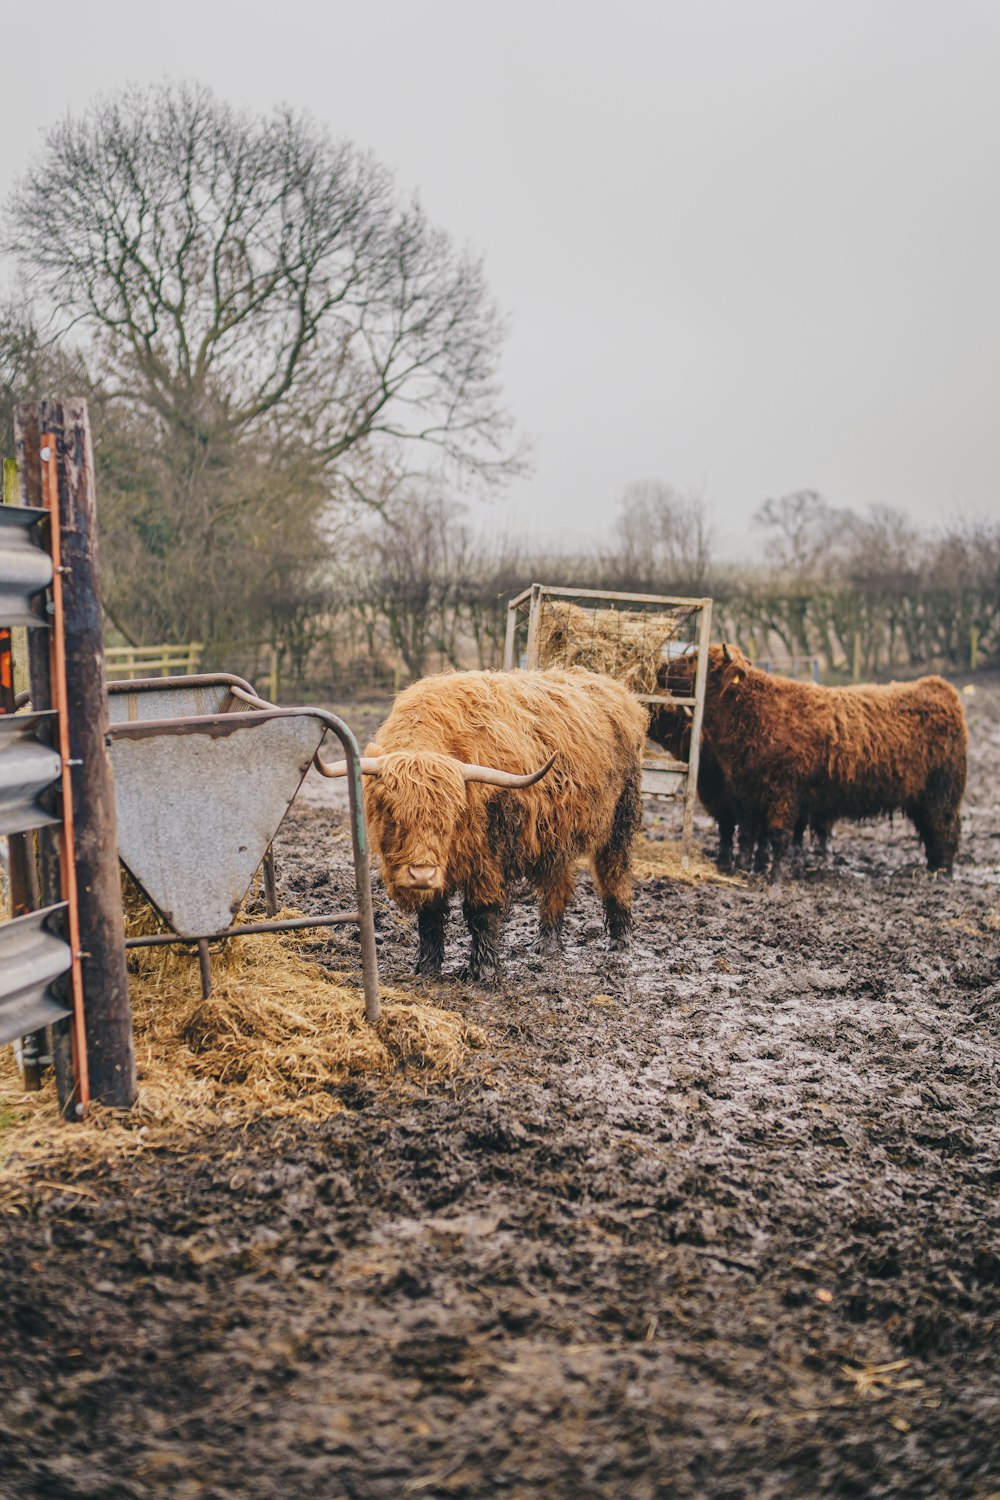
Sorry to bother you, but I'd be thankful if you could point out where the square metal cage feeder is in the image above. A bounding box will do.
[503,584,713,863]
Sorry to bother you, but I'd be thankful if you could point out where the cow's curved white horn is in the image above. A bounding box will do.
[458,752,557,788]
[313,751,385,779]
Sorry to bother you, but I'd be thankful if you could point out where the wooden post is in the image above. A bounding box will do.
[852,631,862,683]
[970,626,980,672]
[16,399,136,1110]
[269,644,279,705]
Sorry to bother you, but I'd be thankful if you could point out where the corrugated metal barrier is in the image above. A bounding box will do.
[0,491,72,1049]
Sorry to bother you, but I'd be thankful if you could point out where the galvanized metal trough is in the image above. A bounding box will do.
[106,674,379,1019]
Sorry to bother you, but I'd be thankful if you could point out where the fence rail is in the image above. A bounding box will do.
[105,642,204,678]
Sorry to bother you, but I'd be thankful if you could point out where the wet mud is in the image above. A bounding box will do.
[2,680,999,1498]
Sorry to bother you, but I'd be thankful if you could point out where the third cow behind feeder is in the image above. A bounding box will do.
[317,667,648,980]
[652,645,967,880]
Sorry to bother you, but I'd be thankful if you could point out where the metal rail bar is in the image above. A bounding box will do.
[107,671,257,700]
[517,584,713,608]
[681,597,714,867]
[634,693,698,706]
[125,912,360,946]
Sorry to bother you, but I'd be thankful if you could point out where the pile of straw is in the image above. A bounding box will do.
[631,837,744,887]
[0,885,484,1177]
[536,600,681,694]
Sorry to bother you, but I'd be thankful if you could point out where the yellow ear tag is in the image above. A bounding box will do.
[732,671,742,683]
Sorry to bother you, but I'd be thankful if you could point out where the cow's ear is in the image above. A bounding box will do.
[364,740,388,758]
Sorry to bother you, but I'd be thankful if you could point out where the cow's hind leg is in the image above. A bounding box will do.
[537,857,576,955]
[913,767,964,873]
[593,772,641,951]
[911,803,960,874]
[415,897,448,976]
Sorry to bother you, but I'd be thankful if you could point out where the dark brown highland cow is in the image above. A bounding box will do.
[317,668,648,979]
[649,655,831,872]
[666,645,967,879]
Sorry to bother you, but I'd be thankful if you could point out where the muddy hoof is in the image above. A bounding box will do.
[607,934,631,953]
[537,931,562,957]
[458,964,502,987]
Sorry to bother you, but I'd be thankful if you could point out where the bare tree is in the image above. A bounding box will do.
[0,300,90,457]
[5,83,522,498]
[753,490,855,581]
[357,495,464,679]
[610,479,713,591]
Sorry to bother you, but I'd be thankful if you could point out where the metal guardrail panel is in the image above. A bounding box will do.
[0,504,53,627]
[0,710,62,835]
[0,903,73,1047]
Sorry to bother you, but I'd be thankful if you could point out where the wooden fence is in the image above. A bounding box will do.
[104,642,204,679]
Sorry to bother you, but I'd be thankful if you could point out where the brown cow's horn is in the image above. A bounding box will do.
[313,751,385,779]
[459,751,557,788]
[722,642,733,665]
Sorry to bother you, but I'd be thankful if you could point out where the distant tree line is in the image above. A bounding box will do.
[234,484,999,698]
[1,84,995,696]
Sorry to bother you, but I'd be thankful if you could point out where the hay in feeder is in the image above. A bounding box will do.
[535,600,682,694]
[0,882,485,1179]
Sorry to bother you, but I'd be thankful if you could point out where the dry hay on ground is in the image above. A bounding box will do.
[632,837,744,887]
[536,600,682,695]
[0,883,484,1180]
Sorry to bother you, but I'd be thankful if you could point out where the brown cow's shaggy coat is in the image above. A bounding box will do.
[363,668,648,978]
[687,645,967,878]
[648,655,829,872]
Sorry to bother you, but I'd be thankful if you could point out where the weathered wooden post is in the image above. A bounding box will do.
[16,399,136,1111]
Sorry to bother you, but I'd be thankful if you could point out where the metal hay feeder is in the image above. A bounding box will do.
[107,674,379,1019]
[503,584,713,864]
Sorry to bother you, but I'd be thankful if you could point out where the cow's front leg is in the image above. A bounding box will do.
[415,897,447,976]
[766,797,798,882]
[462,900,504,983]
[716,813,736,873]
[537,856,576,955]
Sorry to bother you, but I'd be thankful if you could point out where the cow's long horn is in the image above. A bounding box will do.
[459,752,557,788]
[313,751,385,779]
[722,642,733,665]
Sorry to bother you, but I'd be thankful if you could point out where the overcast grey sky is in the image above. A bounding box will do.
[3,0,998,554]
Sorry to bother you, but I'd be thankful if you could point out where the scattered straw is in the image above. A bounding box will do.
[536,600,680,694]
[0,886,485,1180]
[632,837,744,887]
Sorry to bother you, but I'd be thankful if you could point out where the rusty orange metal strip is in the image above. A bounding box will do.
[40,436,90,1117]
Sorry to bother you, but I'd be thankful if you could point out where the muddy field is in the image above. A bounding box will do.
[2,679,1000,1498]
